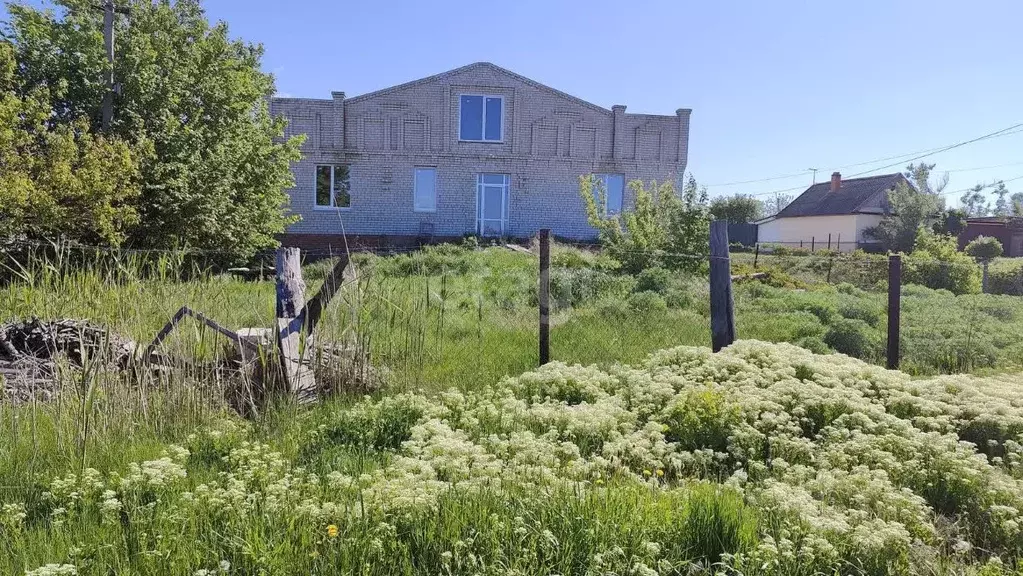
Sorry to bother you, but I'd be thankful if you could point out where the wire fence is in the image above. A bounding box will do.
[3,233,1023,404]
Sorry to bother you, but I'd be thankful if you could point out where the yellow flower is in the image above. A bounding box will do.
[656,469,665,478]
[595,478,605,486]
[326,524,339,538]
[642,469,652,477]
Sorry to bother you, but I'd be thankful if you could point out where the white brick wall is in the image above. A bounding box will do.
[271,62,690,241]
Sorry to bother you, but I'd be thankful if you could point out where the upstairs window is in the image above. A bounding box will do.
[459,95,503,142]
[315,165,351,209]
[414,167,437,212]
[593,174,624,214]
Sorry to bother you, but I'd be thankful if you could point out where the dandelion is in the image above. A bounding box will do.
[326,524,339,538]
[595,478,605,486]
[655,469,664,478]
[642,469,652,477]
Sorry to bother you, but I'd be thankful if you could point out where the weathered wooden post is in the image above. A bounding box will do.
[811,236,815,252]
[828,233,832,251]
[710,221,736,352]
[275,247,316,398]
[538,229,551,365]
[753,243,760,269]
[887,253,901,370]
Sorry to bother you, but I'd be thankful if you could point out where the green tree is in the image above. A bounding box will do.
[581,175,709,274]
[932,208,968,236]
[4,0,303,263]
[1011,192,1023,216]
[960,184,990,217]
[764,193,792,217]
[0,41,137,244]
[991,181,1010,217]
[865,181,943,253]
[709,194,763,223]
[964,235,1003,262]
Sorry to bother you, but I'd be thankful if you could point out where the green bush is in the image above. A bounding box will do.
[548,268,637,309]
[795,335,831,354]
[635,267,674,294]
[380,244,476,276]
[664,288,693,309]
[552,248,592,269]
[838,300,883,327]
[824,317,882,359]
[627,290,668,313]
[964,236,1004,261]
[987,260,1023,296]
[905,230,981,295]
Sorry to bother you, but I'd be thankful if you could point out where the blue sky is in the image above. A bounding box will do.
[8,1,1023,206]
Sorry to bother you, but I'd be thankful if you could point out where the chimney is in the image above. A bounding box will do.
[830,172,841,192]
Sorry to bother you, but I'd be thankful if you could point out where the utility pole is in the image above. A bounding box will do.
[807,168,819,185]
[94,1,129,132]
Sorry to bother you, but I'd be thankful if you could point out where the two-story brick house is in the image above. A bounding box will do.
[270,62,691,250]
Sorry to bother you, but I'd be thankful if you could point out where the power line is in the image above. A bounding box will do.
[846,123,1023,178]
[704,123,1023,189]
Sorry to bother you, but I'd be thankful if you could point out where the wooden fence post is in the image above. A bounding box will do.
[828,233,832,250]
[836,233,841,252]
[710,221,736,352]
[887,253,901,370]
[811,237,815,252]
[753,243,760,269]
[538,229,551,366]
[275,247,316,398]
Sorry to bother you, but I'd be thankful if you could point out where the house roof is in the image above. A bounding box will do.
[775,173,908,218]
[345,62,613,115]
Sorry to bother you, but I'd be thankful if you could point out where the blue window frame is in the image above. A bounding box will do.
[459,95,503,142]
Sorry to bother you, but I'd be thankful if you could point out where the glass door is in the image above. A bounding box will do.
[477,174,509,236]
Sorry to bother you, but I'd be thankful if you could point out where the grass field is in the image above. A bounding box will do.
[4,243,1023,575]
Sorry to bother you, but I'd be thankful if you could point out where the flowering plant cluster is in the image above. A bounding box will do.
[8,341,1023,575]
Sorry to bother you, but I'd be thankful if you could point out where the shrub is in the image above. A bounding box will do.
[380,244,475,276]
[838,300,883,327]
[988,260,1023,295]
[824,317,882,359]
[964,236,1004,262]
[580,175,710,275]
[795,335,831,354]
[905,230,981,295]
[664,288,693,309]
[635,267,674,294]
[552,248,592,269]
[627,290,668,313]
[548,268,637,309]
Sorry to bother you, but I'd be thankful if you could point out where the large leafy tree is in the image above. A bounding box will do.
[3,0,303,262]
[865,163,946,253]
[709,194,763,223]
[0,41,138,244]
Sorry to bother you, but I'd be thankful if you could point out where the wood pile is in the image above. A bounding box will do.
[0,318,136,403]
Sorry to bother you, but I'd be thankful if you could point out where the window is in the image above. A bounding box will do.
[414,167,437,212]
[593,174,624,214]
[459,95,503,142]
[476,173,510,236]
[315,165,350,209]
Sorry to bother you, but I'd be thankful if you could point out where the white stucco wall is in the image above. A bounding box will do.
[757,215,879,251]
